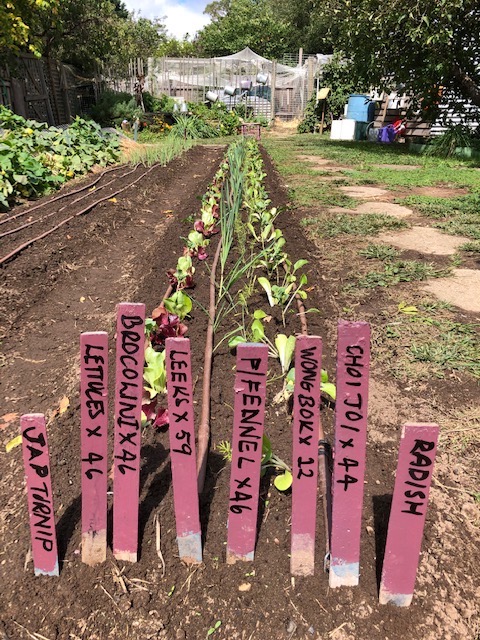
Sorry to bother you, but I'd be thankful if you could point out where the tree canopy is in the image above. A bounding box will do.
[318,0,480,111]
[197,0,296,58]
[0,0,166,73]
[0,0,58,56]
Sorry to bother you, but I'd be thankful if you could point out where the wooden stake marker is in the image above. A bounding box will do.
[379,423,439,607]
[165,337,202,564]
[80,332,108,566]
[113,302,145,562]
[226,343,268,564]
[20,414,59,576]
[291,335,322,576]
[330,321,370,587]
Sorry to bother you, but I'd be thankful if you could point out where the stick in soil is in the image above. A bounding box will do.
[154,513,166,577]
[197,238,223,493]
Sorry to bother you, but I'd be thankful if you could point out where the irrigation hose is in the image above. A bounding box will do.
[295,295,308,335]
[196,237,222,494]
[0,163,159,266]
[0,166,140,240]
[0,163,124,227]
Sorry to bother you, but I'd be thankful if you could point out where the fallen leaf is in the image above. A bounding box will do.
[0,412,18,430]
[163,210,173,215]
[6,434,22,453]
[66,235,72,240]
[59,396,70,415]
[108,197,117,203]
[398,301,418,314]
[80,296,86,303]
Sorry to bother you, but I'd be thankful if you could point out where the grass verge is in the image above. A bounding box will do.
[302,213,408,237]
[378,301,480,380]
[355,260,451,288]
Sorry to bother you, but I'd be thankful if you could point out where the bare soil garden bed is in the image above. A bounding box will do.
[0,144,478,640]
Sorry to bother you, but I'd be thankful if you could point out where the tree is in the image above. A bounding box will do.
[1,0,166,74]
[197,0,295,58]
[275,0,336,54]
[116,16,167,65]
[111,0,129,19]
[157,36,199,58]
[0,0,58,58]
[314,0,480,114]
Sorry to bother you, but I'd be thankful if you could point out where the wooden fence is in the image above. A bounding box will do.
[20,303,439,607]
[0,55,98,126]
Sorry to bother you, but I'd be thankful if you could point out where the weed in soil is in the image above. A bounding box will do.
[399,192,480,219]
[289,175,357,208]
[353,260,450,289]
[459,240,480,253]
[302,212,408,237]
[359,243,401,260]
[376,302,480,380]
[435,214,480,240]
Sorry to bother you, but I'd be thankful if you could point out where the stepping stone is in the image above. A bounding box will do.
[297,155,332,165]
[339,186,389,199]
[297,156,349,172]
[422,269,480,313]
[414,186,468,198]
[373,164,421,171]
[378,227,469,255]
[329,202,413,218]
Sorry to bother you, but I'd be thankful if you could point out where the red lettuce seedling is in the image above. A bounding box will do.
[149,304,188,348]
[167,255,195,290]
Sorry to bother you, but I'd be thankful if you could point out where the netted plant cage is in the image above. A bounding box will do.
[103,48,332,121]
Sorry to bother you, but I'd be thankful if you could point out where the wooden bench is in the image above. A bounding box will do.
[373,98,433,140]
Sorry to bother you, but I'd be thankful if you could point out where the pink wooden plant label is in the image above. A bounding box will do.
[291,335,322,576]
[80,332,108,566]
[379,423,439,607]
[330,320,370,587]
[113,303,145,562]
[226,343,268,564]
[20,414,59,576]
[165,338,202,564]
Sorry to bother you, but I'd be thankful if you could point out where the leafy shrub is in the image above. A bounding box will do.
[188,102,241,136]
[169,113,217,140]
[90,89,142,126]
[424,124,479,157]
[0,107,120,209]
[143,91,176,114]
[298,53,366,133]
[297,93,323,134]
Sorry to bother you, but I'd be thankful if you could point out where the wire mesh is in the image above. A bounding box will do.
[103,49,332,121]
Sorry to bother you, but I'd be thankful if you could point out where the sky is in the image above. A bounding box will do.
[122,0,212,39]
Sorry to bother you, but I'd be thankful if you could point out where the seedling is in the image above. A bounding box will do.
[217,435,293,492]
[163,291,193,320]
[216,440,233,461]
[261,435,293,491]
[274,367,336,404]
[398,301,418,315]
[167,255,195,289]
[206,621,221,637]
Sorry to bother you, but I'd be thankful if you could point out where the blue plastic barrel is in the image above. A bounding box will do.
[346,94,375,122]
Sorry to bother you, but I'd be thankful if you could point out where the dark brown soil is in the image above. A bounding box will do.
[0,144,478,640]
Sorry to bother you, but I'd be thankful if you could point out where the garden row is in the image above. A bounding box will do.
[140,136,337,491]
